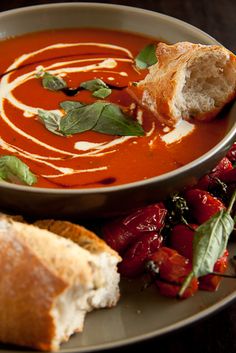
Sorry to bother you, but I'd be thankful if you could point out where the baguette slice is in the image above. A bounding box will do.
[0,215,121,352]
[34,219,121,308]
[138,42,236,126]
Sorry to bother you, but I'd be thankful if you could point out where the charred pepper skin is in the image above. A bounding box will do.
[147,247,198,299]
[103,203,167,254]
[119,232,163,277]
[170,224,229,291]
[196,157,233,190]
[227,143,236,163]
[184,189,225,224]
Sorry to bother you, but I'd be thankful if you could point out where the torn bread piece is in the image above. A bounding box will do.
[0,215,121,352]
[34,219,121,308]
[138,42,236,126]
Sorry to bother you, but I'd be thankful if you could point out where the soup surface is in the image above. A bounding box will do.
[0,28,229,188]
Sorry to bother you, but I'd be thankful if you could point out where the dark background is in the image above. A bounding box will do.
[0,1,235,353]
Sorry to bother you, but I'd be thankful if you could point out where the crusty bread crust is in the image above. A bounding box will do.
[0,219,66,351]
[0,215,94,351]
[13,221,93,287]
[138,42,236,126]
[34,219,121,260]
[0,214,121,351]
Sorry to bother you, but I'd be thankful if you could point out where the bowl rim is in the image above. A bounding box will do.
[0,2,235,195]
[0,1,221,46]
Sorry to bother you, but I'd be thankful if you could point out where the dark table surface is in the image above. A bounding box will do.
[0,1,235,353]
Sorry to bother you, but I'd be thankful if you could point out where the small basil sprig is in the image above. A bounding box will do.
[93,87,112,99]
[38,103,88,135]
[38,73,112,98]
[41,72,67,91]
[38,101,144,137]
[135,43,157,69]
[38,109,63,136]
[60,101,84,112]
[92,103,143,136]
[60,102,106,135]
[80,79,112,99]
[61,102,144,136]
[179,189,236,297]
[0,155,37,185]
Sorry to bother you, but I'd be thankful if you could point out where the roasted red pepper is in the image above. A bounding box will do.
[227,143,236,163]
[196,157,233,190]
[170,224,229,291]
[103,203,167,254]
[185,189,225,224]
[170,224,197,260]
[210,157,233,179]
[102,220,134,254]
[220,168,236,184]
[119,232,163,277]
[122,203,167,234]
[199,250,229,291]
[147,247,198,299]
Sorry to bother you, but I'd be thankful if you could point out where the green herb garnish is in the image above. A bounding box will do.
[0,155,37,185]
[179,189,236,297]
[135,43,157,69]
[80,78,108,91]
[39,102,144,137]
[38,109,63,136]
[41,72,67,91]
[166,193,190,226]
[60,102,106,135]
[80,79,112,99]
[59,101,84,112]
[92,87,112,99]
[92,103,144,136]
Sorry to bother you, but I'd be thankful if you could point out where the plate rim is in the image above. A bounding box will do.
[1,288,236,353]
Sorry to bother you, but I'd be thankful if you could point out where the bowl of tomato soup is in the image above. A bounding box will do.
[0,3,235,218]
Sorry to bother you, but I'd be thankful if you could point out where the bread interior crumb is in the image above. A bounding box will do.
[174,51,235,118]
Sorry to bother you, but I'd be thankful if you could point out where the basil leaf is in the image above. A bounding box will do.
[179,208,235,296]
[60,101,84,112]
[38,102,144,137]
[92,87,112,99]
[192,210,234,276]
[135,43,157,69]
[80,79,112,99]
[80,78,108,91]
[0,155,37,185]
[38,109,63,136]
[93,103,144,136]
[60,102,108,135]
[42,72,67,91]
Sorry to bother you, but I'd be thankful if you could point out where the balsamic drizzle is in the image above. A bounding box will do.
[42,176,117,188]
[61,83,128,97]
[97,177,116,185]
[0,51,129,96]
[61,87,83,96]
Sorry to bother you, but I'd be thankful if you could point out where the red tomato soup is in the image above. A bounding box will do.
[0,28,229,188]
